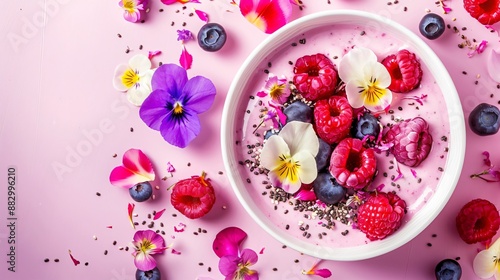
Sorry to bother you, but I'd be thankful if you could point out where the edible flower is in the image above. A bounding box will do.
[139,64,216,148]
[109,148,155,189]
[473,237,500,279]
[239,0,292,34]
[113,54,155,106]
[119,0,149,23]
[260,121,319,194]
[468,40,488,58]
[177,29,194,42]
[132,230,168,271]
[256,73,290,104]
[213,227,259,280]
[338,47,393,112]
[301,259,332,278]
[470,151,500,182]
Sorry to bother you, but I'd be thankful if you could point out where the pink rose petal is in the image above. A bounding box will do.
[128,203,136,229]
[109,149,155,189]
[194,9,209,22]
[213,227,247,258]
[153,208,166,220]
[148,50,162,60]
[172,248,182,255]
[259,247,265,254]
[180,46,193,70]
[68,250,80,266]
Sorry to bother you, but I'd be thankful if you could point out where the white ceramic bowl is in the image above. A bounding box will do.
[221,10,465,260]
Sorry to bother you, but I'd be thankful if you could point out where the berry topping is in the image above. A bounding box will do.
[197,23,227,52]
[464,0,500,25]
[456,198,500,244]
[284,101,313,123]
[384,117,433,167]
[329,138,377,190]
[293,53,338,101]
[435,259,462,280]
[316,138,333,171]
[129,182,153,202]
[356,192,406,241]
[171,173,216,219]
[351,112,381,141]
[419,13,446,40]
[313,172,346,205]
[381,49,423,93]
[314,96,353,145]
[136,267,161,280]
[468,103,500,136]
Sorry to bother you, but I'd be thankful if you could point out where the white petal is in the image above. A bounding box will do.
[368,62,392,88]
[364,88,392,112]
[278,121,319,156]
[473,249,497,279]
[129,54,152,74]
[338,47,377,82]
[487,48,500,83]
[294,151,318,184]
[260,135,290,170]
[345,80,365,108]
[127,84,152,106]
[113,64,130,91]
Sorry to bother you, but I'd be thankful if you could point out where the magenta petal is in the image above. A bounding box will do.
[243,272,259,280]
[294,189,316,201]
[240,0,292,34]
[180,46,193,70]
[194,9,209,23]
[109,149,155,189]
[314,268,333,278]
[161,0,177,4]
[218,255,239,277]
[151,64,188,98]
[140,89,176,130]
[240,248,258,265]
[213,227,248,258]
[182,76,216,114]
[134,251,157,271]
[160,109,201,148]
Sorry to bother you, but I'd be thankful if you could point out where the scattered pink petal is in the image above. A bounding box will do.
[154,208,166,220]
[109,149,155,189]
[167,162,176,173]
[483,151,492,167]
[180,46,193,70]
[268,102,287,125]
[148,50,162,60]
[393,163,403,181]
[174,222,186,232]
[256,91,267,98]
[302,259,332,278]
[468,40,488,58]
[239,0,293,34]
[162,0,199,4]
[68,250,80,266]
[128,203,136,229]
[106,226,113,229]
[213,227,247,258]
[172,248,182,255]
[194,8,209,22]
[402,94,427,106]
[411,169,417,178]
[294,189,317,201]
[259,247,265,254]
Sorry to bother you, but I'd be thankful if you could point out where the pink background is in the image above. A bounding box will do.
[1,0,500,279]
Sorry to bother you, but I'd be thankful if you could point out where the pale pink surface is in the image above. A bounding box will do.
[0,1,499,280]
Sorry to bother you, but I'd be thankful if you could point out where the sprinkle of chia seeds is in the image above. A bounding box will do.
[54,258,59,262]
[264,69,269,74]
[44,258,49,263]
[441,136,448,141]
[187,162,191,166]
[285,224,290,230]
[96,192,101,196]
[273,268,278,271]
[360,30,366,36]
[455,257,461,261]
[427,243,432,247]
[113,241,117,246]
[432,234,437,237]
[199,262,204,266]
[341,230,349,236]
[208,267,212,272]
[291,42,297,47]
[438,167,444,172]
[85,262,89,266]
[139,45,143,50]
[104,250,108,255]
[246,178,251,183]
[299,38,306,44]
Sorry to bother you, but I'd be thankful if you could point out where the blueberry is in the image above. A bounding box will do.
[469,103,500,136]
[129,181,153,202]
[284,101,313,123]
[316,138,332,171]
[435,259,461,280]
[419,13,445,40]
[351,112,380,140]
[136,267,161,280]
[197,23,226,52]
[313,172,346,205]
[264,129,280,140]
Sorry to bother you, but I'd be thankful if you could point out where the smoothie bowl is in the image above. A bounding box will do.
[221,10,465,260]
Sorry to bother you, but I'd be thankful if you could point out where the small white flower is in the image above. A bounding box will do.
[113,54,155,106]
[338,47,393,112]
[260,121,319,194]
[473,237,500,279]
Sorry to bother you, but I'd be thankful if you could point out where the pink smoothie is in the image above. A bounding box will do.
[233,23,450,248]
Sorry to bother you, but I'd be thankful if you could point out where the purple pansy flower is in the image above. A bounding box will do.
[139,64,216,148]
[131,230,167,271]
[119,0,149,23]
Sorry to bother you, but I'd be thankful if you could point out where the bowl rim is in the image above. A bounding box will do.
[221,9,465,260]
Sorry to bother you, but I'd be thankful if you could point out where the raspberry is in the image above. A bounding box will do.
[381,49,423,93]
[171,173,216,219]
[357,192,407,241]
[384,117,433,167]
[456,199,500,244]
[314,96,353,145]
[328,138,376,190]
[293,53,338,101]
[464,0,500,25]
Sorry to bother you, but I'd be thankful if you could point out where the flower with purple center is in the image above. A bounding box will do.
[131,230,168,271]
[119,0,149,23]
[139,64,216,148]
[256,73,290,104]
[177,29,194,42]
